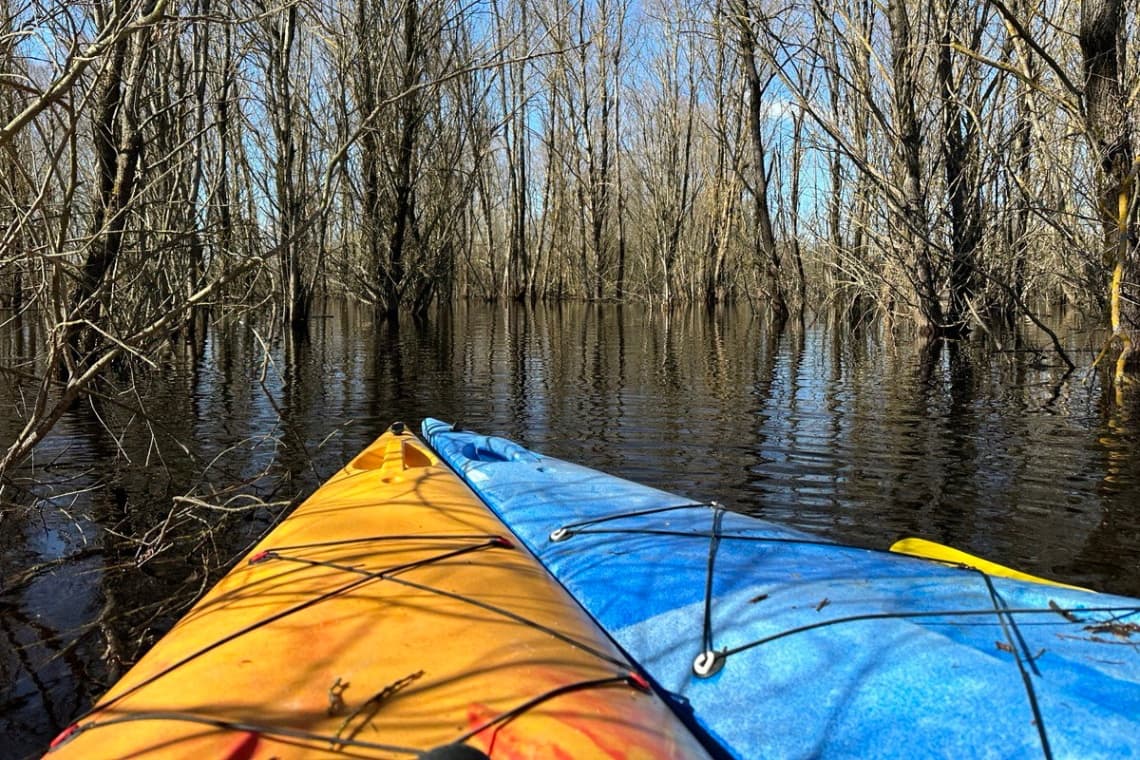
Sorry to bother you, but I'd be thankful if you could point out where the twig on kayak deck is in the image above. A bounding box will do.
[1084,621,1140,638]
[1048,600,1083,623]
[333,670,424,750]
[327,677,349,717]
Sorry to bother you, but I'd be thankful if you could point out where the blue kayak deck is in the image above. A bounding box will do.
[424,419,1140,760]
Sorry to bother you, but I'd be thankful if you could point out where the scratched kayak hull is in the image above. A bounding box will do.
[47,426,710,759]
[423,419,1140,760]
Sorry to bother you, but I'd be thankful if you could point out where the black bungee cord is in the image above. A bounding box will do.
[540,497,1140,760]
[50,531,656,755]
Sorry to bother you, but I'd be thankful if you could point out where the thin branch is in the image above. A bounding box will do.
[0,0,171,148]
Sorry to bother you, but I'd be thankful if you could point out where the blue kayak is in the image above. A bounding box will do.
[423,419,1140,760]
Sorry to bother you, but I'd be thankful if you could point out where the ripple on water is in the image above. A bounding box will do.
[3,302,1140,756]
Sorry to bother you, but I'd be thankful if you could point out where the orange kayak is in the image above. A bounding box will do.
[47,424,708,759]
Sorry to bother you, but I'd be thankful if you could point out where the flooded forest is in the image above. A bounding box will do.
[2,0,1139,468]
[1,0,1140,753]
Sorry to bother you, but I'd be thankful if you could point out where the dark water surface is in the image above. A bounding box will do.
[3,300,1140,756]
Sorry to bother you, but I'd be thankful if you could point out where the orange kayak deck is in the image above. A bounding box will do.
[47,426,708,759]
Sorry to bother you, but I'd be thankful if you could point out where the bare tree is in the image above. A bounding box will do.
[936,0,983,333]
[1080,0,1137,380]
[631,0,697,304]
[729,0,787,319]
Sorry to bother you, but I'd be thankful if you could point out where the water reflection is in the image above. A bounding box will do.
[1069,389,1140,584]
[3,300,1140,755]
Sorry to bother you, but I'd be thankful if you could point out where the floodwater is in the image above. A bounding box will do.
[2,300,1139,756]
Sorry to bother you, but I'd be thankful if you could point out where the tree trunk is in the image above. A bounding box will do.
[1080,0,1137,378]
[936,2,980,334]
[385,0,423,317]
[66,17,150,374]
[265,4,310,333]
[789,107,808,308]
[355,0,385,306]
[888,0,943,332]
[214,19,236,265]
[510,3,530,301]
[731,0,787,320]
[184,0,211,347]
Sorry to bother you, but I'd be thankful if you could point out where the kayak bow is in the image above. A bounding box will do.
[47,425,710,759]
[423,418,1140,760]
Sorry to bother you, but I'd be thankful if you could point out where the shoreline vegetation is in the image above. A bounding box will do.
[1,0,1138,475]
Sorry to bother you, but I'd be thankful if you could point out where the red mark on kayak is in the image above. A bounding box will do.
[222,731,260,760]
[626,671,651,692]
[48,724,80,750]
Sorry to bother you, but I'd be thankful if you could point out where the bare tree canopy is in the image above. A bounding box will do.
[2,0,1139,471]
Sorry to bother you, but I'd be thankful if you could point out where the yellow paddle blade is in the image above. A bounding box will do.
[889,537,1089,592]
